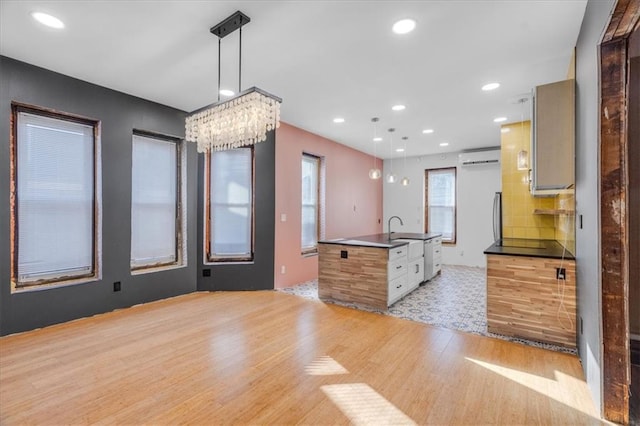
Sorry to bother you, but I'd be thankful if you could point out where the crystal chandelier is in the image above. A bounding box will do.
[184,11,282,153]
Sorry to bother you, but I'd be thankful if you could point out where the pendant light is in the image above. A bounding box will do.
[401,136,410,186]
[369,117,382,179]
[516,97,529,171]
[386,128,397,184]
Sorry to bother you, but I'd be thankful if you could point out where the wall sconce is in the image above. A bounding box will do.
[517,149,529,170]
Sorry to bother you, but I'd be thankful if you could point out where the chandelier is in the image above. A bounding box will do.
[185,11,282,153]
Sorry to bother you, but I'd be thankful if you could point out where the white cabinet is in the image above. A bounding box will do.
[424,237,442,281]
[405,240,424,291]
[387,245,408,306]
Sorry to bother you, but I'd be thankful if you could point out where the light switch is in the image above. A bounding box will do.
[281,213,287,222]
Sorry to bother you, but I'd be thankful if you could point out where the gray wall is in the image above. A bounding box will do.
[196,133,276,291]
[574,0,615,415]
[0,56,198,335]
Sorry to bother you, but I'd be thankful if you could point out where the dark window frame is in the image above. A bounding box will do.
[301,153,322,255]
[10,102,100,289]
[424,167,457,244]
[205,147,255,263]
[130,129,183,272]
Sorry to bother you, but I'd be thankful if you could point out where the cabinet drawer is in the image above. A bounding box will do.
[388,274,407,305]
[433,237,442,246]
[388,258,408,281]
[389,245,408,261]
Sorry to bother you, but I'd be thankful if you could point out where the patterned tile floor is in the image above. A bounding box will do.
[278,265,577,354]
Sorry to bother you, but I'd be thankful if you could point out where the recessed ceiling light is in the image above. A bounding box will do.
[333,117,345,123]
[391,105,406,111]
[422,129,434,134]
[392,19,416,34]
[493,117,507,123]
[501,128,511,133]
[482,82,500,91]
[31,12,65,29]
[373,137,383,142]
[439,142,449,147]
[396,148,405,152]
[219,89,234,97]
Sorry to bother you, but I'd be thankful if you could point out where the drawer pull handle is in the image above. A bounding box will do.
[396,265,402,270]
[396,285,402,289]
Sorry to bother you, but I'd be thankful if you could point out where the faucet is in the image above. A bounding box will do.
[388,216,404,240]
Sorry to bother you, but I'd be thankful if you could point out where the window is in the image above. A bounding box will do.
[206,148,254,262]
[11,104,100,289]
[425,167,456,243]
[301,154,321,254]
[131,132,182,270]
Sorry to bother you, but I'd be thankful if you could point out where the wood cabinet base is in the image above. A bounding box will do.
[486,254,576,348]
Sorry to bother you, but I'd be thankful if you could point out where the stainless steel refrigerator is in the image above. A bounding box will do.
[493,192,502,242]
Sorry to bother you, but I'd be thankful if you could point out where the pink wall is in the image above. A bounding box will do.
[274,123,383,288]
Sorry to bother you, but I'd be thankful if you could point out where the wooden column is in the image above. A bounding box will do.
[599,1,639,423]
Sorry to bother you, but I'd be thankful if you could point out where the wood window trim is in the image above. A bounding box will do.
[130,130,184,272]
[204,147,255,263]
[424,167,457,245]
[301,153,321,255]
[10,102,101,290]
[599,1,639,423]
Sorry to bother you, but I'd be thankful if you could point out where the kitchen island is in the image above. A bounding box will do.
[484,238,576,348]
[318,233,440,309]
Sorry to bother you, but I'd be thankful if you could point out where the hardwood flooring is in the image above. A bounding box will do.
[0,291,603,425]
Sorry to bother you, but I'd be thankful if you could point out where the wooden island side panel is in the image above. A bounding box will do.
[486,254,576,348]
[318,243,388,310]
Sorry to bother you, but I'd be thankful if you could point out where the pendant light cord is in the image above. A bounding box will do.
[239,27,243,93]
[217,38,221,102]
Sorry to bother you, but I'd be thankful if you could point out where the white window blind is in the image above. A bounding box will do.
[16,112,95,283]
[427,168,456,242]
[209,148,253,259]
[301,154,319,251]
[131,134,178,268]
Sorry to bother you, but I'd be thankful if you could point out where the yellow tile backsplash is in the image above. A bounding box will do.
[501,121,574,254]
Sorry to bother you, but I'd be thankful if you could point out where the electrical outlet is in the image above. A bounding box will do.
[281,265,286,274]
[113,281,121,292]
[341,250,348,259]
[556,267,566,280]
[202,268,211,277]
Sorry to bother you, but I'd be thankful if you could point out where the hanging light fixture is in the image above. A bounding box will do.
[401,136,410,186]
[185,11,282,153]
[369,117,382,179]
[386,128,397,184]
[516,97,529,171]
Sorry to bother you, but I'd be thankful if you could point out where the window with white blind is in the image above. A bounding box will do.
[206,148,254,262]
[425,167,457,243]
[131,133,181,270]
[11,105,99,288]
[301,154,321,254]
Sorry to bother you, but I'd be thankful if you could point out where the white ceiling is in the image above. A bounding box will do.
[0,1,587,159]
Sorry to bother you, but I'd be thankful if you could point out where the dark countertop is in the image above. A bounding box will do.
[318,232,442,249]
[484,238,575,260]
[384,232,442,241]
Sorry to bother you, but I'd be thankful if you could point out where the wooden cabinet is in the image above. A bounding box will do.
[486,254,576,348]
[531,79,575,195]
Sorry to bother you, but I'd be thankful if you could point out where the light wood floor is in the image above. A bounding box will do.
[1,291,604,425]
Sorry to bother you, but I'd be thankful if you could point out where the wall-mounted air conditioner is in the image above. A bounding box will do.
[458,148,501,166]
